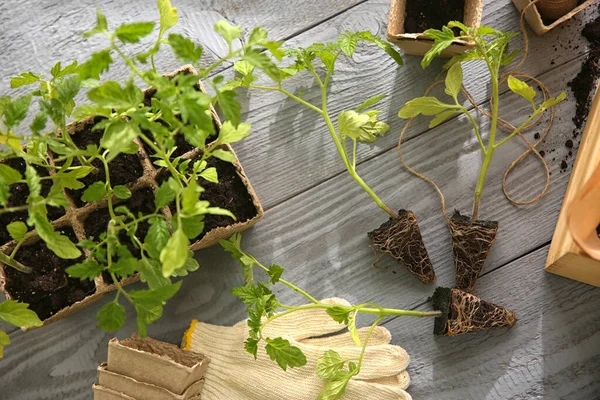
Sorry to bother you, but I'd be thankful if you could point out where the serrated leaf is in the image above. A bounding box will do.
[51,60,79,78]
[217,121,250,144]
[84,9,108,38]
[445,62,463,100]
[214,20,242,47]
[234,60,255,76]
[46,184,70,208]
[168,33,203,64]
[7,221,27,241]
[101,120,140,161]
[113,185,132,200]
[215,90,241,127]
[88,80,142,110]
[79,49,112,80]
[32,213,81,259]
[115,22,155,43]
[398,97,456,118]
[4,94,32,128]
[66,259,104,280]
[338,110,369,140]
[178,215,205,238]
[244,48,280,81]
[210,148,237,163]
[159,228,189,277]
[56,75,81,107]
[326,306,350,325]
[507,75,536,106]
[422,26,456,69]
[199,167,218,184]
[244,337,259,359]
[54,166,95,190]
[357,31,403,66]
[0,301,43,328]
[265,337,307,371]
[145,217,171,259]
[81,181,107,202]
[97,301,126,332]
[10,72,42,89]
[317,350,346,380]
[317,376,352,400]
[337,32,358,57]
[158,0,178,35]
[154,181,176,209]
[25,165,41,201]
[30,112,48,135]
[540,92,567,110]
[139,258,170,289]
[356,94,386,112]
[0,164,22,185]
[267,264,284,284]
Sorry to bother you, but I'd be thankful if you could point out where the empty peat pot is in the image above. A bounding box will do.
[536,0,578,20]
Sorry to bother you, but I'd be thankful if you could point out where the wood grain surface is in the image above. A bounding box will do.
[1,0,599,399]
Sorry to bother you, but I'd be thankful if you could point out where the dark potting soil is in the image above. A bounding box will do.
[568,9,600,133]
[3,227,95,321]
[64,117,144,207]
[0,158,66,246]
[404,0,465,34]
[83,188,155,284]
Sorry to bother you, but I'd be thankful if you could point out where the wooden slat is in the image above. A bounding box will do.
[383,244,600,400]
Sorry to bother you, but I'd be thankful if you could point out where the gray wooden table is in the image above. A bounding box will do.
[1,0,600,399]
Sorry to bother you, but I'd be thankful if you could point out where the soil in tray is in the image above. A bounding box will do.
[83,188,155,284]
[64,117,144,207]
[404,0,465,34]
[3,226,95,321]
[0,158,66,246]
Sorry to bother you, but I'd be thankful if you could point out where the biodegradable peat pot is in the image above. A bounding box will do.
[93,385,202,400]
[448,211,499,292]
[387,0,483,56]
[97,363,205,400]
[107,335,209,395]
[0,65,263,328]
[431,287,517,336]
[512,0,597,35]
[368,209,436,283]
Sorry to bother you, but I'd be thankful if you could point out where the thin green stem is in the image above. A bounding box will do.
[0,205,29,216]
[0,251,32,274]
[251,256,319,304]
[352,139,357,169]
[493,110,540,148]
[460,106,486,155]
[356,316,384,370]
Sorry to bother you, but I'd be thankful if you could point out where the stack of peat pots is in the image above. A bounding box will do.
[93,334,210,400]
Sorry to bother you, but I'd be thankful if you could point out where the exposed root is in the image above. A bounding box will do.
[448,211,498,292]
[368,209,435,283]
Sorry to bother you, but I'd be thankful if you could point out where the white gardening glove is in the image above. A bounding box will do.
[182,298,412,400]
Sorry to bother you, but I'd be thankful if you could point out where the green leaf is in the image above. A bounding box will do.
[0,164,22,185]
[7,221,27,242]
[326,306,350,325]
[160,228,189,277]
[172,252,199,276]
[234,60,255,76]
[267,264,284,284]
[507,75,536,106]
[4,94,32,128]
[316,350,346,380]
[30,112,48,135]
[115,22,155,43]
[145,217,171,259]
[0,301,43,328]
[448,20,470,34]
[54,166,95,190]
[32,213,82,259]
[84,9,108,38]
[97,301,126,332]
[0,329,9,358]
[429,109,460,128]
[338,110,369,140]
[264,337,307,371]
[348,312,360,346]
[109,253,139,278]
[130,281,182,335]
[211,148,237,163]
[88,80,143,110]
[46,184,70,208]
[168,33,203,64]
[139,258,171,290]
[398,97,456,118]
[244,49,280,82]
[79,49,113,80]
[158,0,178,35]
[199,167,218,184]
[337,32,358,57]
[25,165,41,201]
[81,181,107,202]
[244,337,259,359]
[539,91,567,110]
[218,121,251,144]
[215,90,241,127]
[66,259,104,280]
[154,181,176,209]
[445,62,463,100]
[219,233,254,285]
[51,60,79,78]
[317,376,352,400]
[179,216,205,238]
[101,120,140,160]
[10,72,42,89]
[113,185,132,200]
[0,179,8,206]
[357,31,403,66]
[214,20,243,47]
[422,26,456,69]
[56,75,81,108]
[356,94,386,112]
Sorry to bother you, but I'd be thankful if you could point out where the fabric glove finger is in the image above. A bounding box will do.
[299,326,392,347]
[367,370,411,390]
[345,379,413,400]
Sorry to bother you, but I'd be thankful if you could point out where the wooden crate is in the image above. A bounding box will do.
[546,87,600,287]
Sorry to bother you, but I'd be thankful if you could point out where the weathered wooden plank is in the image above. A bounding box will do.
[383,244,600,400]
[0,51,590,397]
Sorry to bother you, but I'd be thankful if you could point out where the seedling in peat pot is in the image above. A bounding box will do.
[226,32,437,283]
[398,22,565,292]
[219,233,441,400]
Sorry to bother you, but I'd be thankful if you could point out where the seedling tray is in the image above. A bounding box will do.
[0,65,263,327]
[387,0,483,56]
[512,0,597,35]
[546,86,600,287]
